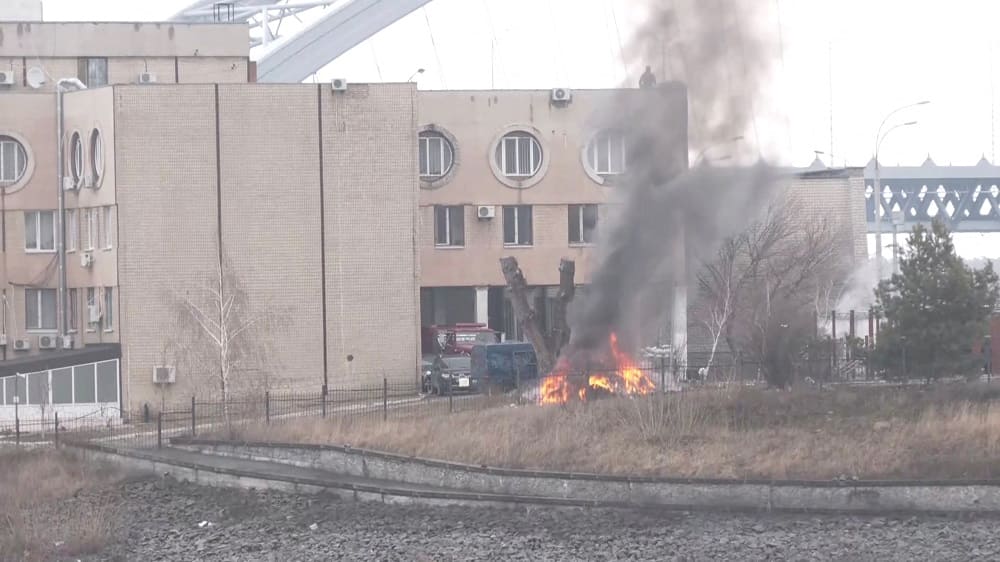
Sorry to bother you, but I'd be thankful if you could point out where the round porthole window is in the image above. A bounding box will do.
[0,135,29,189]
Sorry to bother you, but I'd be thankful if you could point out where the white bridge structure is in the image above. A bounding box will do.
[170,0,433,83]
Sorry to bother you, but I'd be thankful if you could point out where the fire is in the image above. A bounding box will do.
[539,332,657,404]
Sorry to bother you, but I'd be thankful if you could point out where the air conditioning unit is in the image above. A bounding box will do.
[13,339,30,351]
[0,71,14,86]
[83,173,95,189]
[88,304,102,324]
[0,334,7,346]
[477,205,496,219]
[61,335,73,350]
[153,365,176,384]
[550,87,572,103]
[62,177,78,191]
[38,335,57,350]
[330,78,348,92]
[138,72,158,84]
[81,252,94,268]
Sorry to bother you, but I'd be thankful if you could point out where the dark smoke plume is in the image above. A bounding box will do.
[565,0,779,356]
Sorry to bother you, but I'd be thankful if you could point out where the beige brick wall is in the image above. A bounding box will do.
[217,84,323,391]
[114,83,420,409]
[786,172,868,266]
[114,84,220,407]
[0,22,247,58]
[321,83,420,387]
[107,57,178,85]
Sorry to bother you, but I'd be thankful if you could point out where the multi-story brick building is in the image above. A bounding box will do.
[0,12,867,421]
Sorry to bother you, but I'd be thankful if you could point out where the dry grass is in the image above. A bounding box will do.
[0,448,123,562]
[235,383,1000,481]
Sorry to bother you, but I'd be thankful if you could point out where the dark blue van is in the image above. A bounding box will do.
[470,342,538,390]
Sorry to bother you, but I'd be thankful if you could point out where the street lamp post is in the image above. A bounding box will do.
[873,101,929,281]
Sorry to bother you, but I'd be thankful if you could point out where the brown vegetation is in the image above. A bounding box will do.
[236,384,1000,481]
[0,449,122,561]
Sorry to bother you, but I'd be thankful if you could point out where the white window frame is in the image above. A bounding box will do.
[25,288,57,332]
[86,287,98,332]
[24,210,56,253]
[90,129,104,185]
[0,136,28,186]
[503,205,533,247]
[66,288,78,334]
[103,287,114,332]
[102,206,113,250]
[66,209,78,252]
[433,205,464,247]
[419,132,454,179]
[70,131,84,187]
[569,204,599,245]
[497,133,542,177]
[84,208,96,251]
[587,130,627,176]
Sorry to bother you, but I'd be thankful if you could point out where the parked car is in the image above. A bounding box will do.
[470,342,538,391]
[430,354,476,395]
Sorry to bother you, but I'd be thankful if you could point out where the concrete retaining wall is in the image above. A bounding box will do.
[172,439,1000,514]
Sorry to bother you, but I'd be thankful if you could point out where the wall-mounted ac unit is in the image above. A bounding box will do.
[153,365,176,384]
[88,304,102,324]
[138,72,158,84]
[38,335,57,350]
[0,71,15,86]
[83,173,95,189]
[0,334,7,346]
[81,252,94,268]
[550,87,572,103]
[477,205,496,219]
[13,339,30,351]
[62,177,78,191]
[331,78,347,92]
[61,335,73,350]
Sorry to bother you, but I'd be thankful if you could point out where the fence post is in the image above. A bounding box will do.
[515,364,522,406]
[321,388,327,419]
[191,396,196,437]
[448,383,454,413]
[659,356,666,391]
[143,403,150,424]
[14,415,19,446]
[382,378,388,421]
[54,412,59,448]
[157,412,163,449]
[265,391,271,424]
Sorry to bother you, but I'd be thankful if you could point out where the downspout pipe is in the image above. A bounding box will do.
[56,78,87,339]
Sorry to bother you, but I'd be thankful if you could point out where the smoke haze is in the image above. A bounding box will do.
[565,0,780,356]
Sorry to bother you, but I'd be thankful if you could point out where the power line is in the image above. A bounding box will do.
[422,6,447,89]
[481,0,507,88]
[774,0,794,158]
[608,0,628,82]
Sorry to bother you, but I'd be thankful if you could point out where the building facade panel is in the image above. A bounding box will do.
[113,84,220,407]
[177,57,249,84]
[217,84,324,391]
[0,22,248,58]
[321,83,420,386]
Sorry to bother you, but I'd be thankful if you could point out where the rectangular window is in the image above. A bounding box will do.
[503,205,533,246]
[73,364,96,403]
[86,287,97,331]
[103,207,113,249]
[568,204,599,244]
[500,135,540,176]
[84,208,96,251]
[78,57,108,88]
[25,288,57,331]
[103,287,114,331]
[433,205,465,247]
[1,138,26,184]
[66,209,78,252]
[66,288,78,333]
[24,211,55,252]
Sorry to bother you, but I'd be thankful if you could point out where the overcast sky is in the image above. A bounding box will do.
[40,0,1000,257]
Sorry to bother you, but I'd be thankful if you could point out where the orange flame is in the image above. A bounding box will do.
[539,332,656,404]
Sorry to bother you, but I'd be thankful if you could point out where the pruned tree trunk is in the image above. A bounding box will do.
[550,259,576,358]
[500,256,554,375]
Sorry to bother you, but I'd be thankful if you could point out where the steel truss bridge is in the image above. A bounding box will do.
[171,0,432,83]
[866,158,1000,233]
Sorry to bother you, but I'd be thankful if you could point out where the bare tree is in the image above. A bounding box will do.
[696,200,846,387]
[170,254,285,424]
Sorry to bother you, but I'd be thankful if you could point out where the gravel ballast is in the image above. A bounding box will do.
[69,477,1000,561]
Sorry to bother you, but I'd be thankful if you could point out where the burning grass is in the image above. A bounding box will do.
[0,449,123,561]
[235,383,1000,480]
